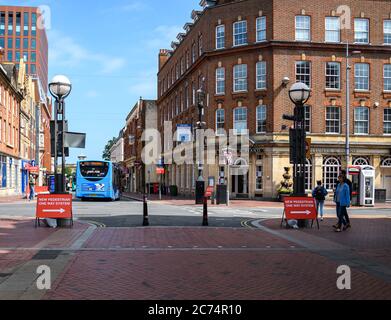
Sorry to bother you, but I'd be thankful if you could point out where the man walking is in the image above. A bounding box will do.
[312,181,328,221]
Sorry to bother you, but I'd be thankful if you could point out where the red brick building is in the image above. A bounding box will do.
[157,0,391,200]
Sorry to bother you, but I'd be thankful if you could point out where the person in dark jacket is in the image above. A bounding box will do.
[312,181,328,221]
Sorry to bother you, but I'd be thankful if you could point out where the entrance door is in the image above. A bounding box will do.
[384,175,391,201]
[231,173,249,198]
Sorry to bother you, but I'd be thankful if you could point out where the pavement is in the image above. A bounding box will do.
[0,196,390,300]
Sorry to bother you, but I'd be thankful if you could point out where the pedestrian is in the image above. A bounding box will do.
[333,175,351,232]
[312,180,328,221]
[28,174,36,201]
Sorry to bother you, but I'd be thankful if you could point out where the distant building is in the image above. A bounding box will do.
[110,129,124,164]
[0,5,49,92]
[123,99,158,193]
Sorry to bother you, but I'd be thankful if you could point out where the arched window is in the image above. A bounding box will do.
[353,157,370,166]
[381,157,391,167]
[305,159,313,191]
[323,157,341,191]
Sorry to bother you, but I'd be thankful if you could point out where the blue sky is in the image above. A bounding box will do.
[5,0,200,162]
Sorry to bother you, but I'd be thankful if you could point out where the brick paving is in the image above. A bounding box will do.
[1,217,391,300]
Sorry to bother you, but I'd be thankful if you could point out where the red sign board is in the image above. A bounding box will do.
[156,167,165,175]
[36,194,73,219]
[205,186,214,197]
[284,197,317,220]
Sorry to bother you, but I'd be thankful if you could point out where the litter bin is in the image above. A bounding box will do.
[170,185,178,197]
[375,189,386,203]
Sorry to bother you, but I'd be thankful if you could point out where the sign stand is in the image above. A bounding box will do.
[280,197,320,230]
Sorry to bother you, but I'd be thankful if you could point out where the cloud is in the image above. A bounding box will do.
[85,90,99,98]
[144,25,183,50]
[128,70,157,99]
[48,30,126,74]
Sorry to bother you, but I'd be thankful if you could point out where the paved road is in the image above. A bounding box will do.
[0,198,390,228]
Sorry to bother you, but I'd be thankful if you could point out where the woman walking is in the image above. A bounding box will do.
[333,175,351,232]
[312,181,328,221]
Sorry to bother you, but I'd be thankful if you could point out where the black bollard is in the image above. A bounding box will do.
[143,194,149,226]
[202,196,209,226]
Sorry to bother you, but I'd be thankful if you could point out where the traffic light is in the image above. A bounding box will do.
[289,128,305,164]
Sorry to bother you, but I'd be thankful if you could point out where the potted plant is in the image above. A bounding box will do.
[277,167,293,202]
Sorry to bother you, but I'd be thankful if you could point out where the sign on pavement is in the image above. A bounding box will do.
[281,197,319,229]
[36,194,73,227]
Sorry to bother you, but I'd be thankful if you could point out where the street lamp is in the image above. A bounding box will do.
[195,78,206,204]
[49,75,72,194]
[288,82,311,197]
[345,44,361,173]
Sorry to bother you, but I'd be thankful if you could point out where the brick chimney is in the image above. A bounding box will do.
[158,49,170,70]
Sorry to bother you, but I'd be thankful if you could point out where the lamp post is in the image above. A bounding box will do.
[288,82,311,198]
[48,75,72,194]
[195,78,206,204]
[345,44,361,172]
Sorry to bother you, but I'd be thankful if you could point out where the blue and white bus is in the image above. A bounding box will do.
[76,160,121,201]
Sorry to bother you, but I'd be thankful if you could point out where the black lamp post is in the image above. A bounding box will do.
[48,75,72,194]
[288,82,311,198]
[195,78,206,205]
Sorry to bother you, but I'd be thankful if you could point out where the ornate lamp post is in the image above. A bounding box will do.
[48,75,72,194]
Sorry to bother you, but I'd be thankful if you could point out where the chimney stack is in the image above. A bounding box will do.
[158,49,170,70]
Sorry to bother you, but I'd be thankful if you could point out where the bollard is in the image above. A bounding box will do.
[202,196,209,226]
[143,194,150,226]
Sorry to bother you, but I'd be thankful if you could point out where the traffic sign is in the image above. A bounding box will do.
[205,186,214,198]
[281,197,319,229]
[156,167,165,175]
[36,194,73,221]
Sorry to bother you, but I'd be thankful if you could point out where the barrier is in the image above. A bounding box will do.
[281,197,319,229]
[35,194,73,228]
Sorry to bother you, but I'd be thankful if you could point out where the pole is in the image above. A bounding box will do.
[202,195,209,226]
[61,100,66,194]
[143,193,149,226]
[54,100,58,193]
[226,130,230,206]
[346,43,350,171]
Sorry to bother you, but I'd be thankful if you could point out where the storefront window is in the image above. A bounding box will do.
[0,155,7,188]
[323,157,341,191]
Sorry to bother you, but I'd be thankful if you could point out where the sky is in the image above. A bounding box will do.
[4,0,200,162]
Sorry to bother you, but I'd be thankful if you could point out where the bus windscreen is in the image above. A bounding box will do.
[79,162,109,178]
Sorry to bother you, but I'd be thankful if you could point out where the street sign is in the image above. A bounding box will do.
[36,194,73,221]
[282,197,318,228]
[156,167,165,175]
[205,186,214,198]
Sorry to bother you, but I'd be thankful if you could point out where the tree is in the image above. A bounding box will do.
[102,137,117,161]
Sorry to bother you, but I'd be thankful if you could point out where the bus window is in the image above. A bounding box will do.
[80,162,109,179]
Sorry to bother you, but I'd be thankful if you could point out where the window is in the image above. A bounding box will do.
[305,159,313,191]
[216,67,225,95]
[216,25,225,49]
[0,12,5,36]
[198,34,203,56]
[16,13,21,36]
[233,21,247,46]
[23,38,28,49]
[296,61,311,87]
[354,18,369,44]
[7,51,12,61]
[0,38,3,48]
[384,109,391,134]
[8,13,13,36]
[7,38,12,48]
[353,157,370,166]
[295,16,311,41]
[0,155,7,188]
[326,106,341,134]
[256,105,267,133]
[192,43,196,63]
[256,16,266,42]
[15,52,20,62]
[355,63,369,91]
[323,157,341,191]
[216,109,225,135]
[23,52,28,62]
[325,17,340,43]
[326,62,341,90]
[385,20,391,44]
[354,107,369,135]
[31,13,37,36]
[23,12,29,36]
[15,38,20,49]
[233,107,248,134]
[31,52,36,62]
[304,105,311,133]
[233,64,248,92]
[384,64,391,91]
[256,61,267,90]
[256,156,263,190]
